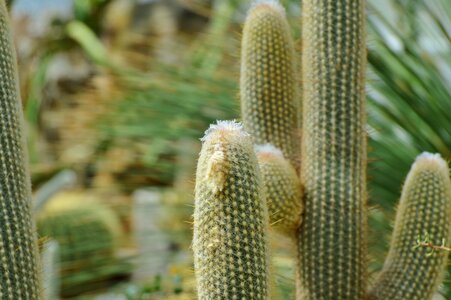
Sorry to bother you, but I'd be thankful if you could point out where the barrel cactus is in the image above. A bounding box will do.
[37,192,128,297]
[193,1,451,299]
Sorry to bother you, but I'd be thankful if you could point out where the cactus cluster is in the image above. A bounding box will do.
[193,1,451,299]
[37,192,127,297]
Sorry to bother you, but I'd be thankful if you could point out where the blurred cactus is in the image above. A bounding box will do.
[37,192,129,297]
[41,240,60,300]
[0,1,41,298]
[193,0,451,299]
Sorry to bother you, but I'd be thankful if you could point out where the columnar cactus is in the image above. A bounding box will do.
[193,121,269,299]
[0,1,41,299]
[297,0,367,298]
[240,0,300,170]
[367,153,451,300]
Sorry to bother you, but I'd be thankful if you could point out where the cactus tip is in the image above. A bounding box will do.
[255,143,284,158]
[200,121,252,193]
[201,120,248,143]
[415,151,443,162]
[249,0,285,16]
[413,152,448,173]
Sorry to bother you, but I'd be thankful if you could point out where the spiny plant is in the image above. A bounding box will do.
[0,0,41,298]
[193,0,451,299]
[37,192,127,297]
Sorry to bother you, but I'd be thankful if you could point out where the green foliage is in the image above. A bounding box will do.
[99,67,238,184]
[66,20,111,66]
[73,0,112,33]
[367,0,451,210]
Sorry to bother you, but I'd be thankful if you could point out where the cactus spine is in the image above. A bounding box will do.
[296,0,367,299]
[193,1,451,299]
[367,153,451,300]
[193,121,269,299]
[0,1,41,299]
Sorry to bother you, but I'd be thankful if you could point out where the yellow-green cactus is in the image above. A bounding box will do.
[240,0,300,170]
[193,121,269,299]
[296,0,367,298]
[37,192,126,297]
[367,153,451,300]
[256,144,302,234]
[0,1,41,298]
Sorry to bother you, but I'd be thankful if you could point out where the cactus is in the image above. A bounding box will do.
[41,240,60,300]
[193,121,269,299]
[367,153,450,300]
[37,192,128,297]
[256,144,302,234]
[193,0,451,299]
[240,0,300,170]
[0,1,41,299]
[297,0,368,298]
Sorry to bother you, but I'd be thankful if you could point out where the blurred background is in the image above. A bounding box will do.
[7,0,450,299]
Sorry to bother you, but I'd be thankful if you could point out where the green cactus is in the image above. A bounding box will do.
[240,0,300,170]
[37,192,128,297]
[367,153,450,300]
[256,144,303,234]
[297,0,368,298]
[0,1,41,298]
[193,0,451,299]
[193,121,269,299]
